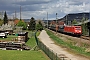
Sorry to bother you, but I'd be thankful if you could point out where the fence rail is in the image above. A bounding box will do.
[35,32,63,60]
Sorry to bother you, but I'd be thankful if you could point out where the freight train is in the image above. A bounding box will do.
[49,21,82,36]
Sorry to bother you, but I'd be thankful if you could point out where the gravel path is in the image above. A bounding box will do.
[38,30,90,60]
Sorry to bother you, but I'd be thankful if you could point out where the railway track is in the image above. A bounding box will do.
[47,29,90,59]
[49,29,90,41]
[80,36,90,40]
[48,29,90,45]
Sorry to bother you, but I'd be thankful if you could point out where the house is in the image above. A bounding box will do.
[0,24,13,35]
[14,19,24,25]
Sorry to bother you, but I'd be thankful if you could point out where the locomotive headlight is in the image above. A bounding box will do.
[79,31,81,32]
[75,30,77,32]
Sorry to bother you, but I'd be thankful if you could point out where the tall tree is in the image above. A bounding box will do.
[0,19,3,26]
[81,17,88,35]
[3,11,8,24]
[36,20,43,31]
[16,20,27,30]
[28,17,36,31]
[72,19,77,25]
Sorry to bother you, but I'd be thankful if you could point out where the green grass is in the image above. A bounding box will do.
[26,37,36,48]
[26,31,37,48]
[0,35,17,41]
[0,50,48,60]
[46,29,90,57]
[0,31,50,60]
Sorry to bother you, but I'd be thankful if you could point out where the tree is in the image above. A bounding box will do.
[16,20,27,30]
[0,19,3,26]
[36,20,43,31]
[72,19,77,25]
[3,11,8,24]
[28,17,36,31]
[81,17,88,35]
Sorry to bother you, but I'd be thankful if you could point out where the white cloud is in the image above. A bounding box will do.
[1,0,90,20]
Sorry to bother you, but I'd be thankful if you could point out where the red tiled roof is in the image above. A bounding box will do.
[14,20,24,25]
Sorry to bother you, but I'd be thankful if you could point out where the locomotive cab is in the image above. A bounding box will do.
[74,26,82,35]
[64,26,82,36]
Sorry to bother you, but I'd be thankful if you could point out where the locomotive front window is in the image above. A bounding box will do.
[75,27,81,30]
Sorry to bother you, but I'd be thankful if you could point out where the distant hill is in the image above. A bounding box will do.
[59,12,90,22]
[23,19,30,22]
[23,12,90,25]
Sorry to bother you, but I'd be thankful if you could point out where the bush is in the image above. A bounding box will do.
[36,21,43,31]
[16,20,27,30]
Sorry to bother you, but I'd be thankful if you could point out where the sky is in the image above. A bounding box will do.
[0,0,90,20]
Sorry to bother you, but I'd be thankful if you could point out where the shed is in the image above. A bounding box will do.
[17,32,28,42]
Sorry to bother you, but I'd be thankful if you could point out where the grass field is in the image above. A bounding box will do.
[46,29,90,58]
[0,35,17,41]
[0,50,49,60]
[0,31,50,60]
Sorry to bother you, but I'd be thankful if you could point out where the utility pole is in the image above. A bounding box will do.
[15,11,16,19]
[88,12,90,36]
[56,13,57,24]
[13,15,14,20]
[20,6,21,20]
[0,11,3,20]
[47,12,48,28]
[0,12,2,19]
[66,14,68,25]
[56,13,58,33]
[1,11,3,20]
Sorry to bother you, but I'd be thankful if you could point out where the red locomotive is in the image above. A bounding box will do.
[49,21,82,36]
[64,26,82,35]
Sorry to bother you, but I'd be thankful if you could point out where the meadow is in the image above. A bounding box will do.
[0,31,50,60]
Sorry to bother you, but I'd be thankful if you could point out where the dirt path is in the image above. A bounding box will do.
[38,30,90,60]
